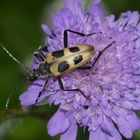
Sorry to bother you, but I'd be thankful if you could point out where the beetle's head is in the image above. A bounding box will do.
[28,62,51,82]
[38,62,51,75]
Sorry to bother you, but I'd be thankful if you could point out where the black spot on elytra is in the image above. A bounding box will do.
[69,47,80,53]
[73,55,83,65]
[52,50,64,58]
[58,61,70,72]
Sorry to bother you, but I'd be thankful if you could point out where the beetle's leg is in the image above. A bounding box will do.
[35,76,50,104]
[33,48,47,61]
[33,45,49,61]
[78,41,115,70]
[64,29,97,48]
[58,76,88,99]
[34,53,45,61]
[38,46,49,52]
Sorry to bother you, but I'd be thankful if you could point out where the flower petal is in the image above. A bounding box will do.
[88,0,103,17]
[123,111,140,131]
[52,8,74,29]
[127,11,139,26]
[94,0,101,4]
[89,125,122,140]
[41,24,52,36]
[63,0,84,19]
[111,109,137,138]
[19,79,45,106]
[60,124,77,140]
[113,117,132,138]
[47,109,70,136]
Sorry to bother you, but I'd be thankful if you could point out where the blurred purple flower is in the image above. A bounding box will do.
[19,0,140,140]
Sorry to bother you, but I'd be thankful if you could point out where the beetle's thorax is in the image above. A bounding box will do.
[29,62,51,81]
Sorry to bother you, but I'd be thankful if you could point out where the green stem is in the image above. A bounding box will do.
[0,109,49,120]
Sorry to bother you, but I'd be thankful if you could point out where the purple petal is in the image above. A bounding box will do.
[124,112,140,131]
[111,109,136,138]
[88,0,103,17]
[47,109,70,136]
[113,117,132,138]
[63,0,84,19]
[101,117,122,140]
[127,11,139,26]
[90,129,106,140]
[137,21,140,31]
[41,24,52,36]
[19,79,45,106]
[89,126,122,140]
[60,124,77,140]
[52,8,74,29]
[94,0,101,4]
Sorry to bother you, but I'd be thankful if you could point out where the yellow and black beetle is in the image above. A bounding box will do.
[0,29,114,103]
[33,44,94,77]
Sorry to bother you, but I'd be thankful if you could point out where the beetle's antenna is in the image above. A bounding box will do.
[0,43,32,74]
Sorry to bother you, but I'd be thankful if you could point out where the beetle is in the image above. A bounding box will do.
[0,29,115,104]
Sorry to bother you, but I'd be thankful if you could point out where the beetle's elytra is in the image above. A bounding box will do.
[44,44,95,76]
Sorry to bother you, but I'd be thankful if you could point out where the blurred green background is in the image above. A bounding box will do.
[0,0,140,140]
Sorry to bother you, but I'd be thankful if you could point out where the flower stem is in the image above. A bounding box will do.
[0,109,49,120]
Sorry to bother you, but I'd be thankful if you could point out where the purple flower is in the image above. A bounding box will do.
[19,0,140,140]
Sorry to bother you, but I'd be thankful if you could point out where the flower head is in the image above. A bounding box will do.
[19,0,140,140]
